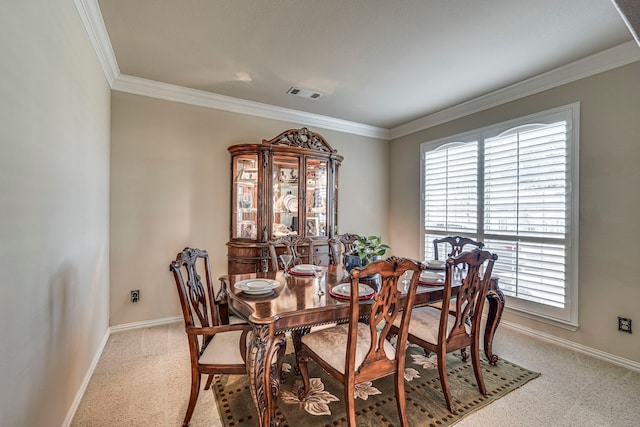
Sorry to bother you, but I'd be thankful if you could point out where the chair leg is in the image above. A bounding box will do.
[204,374,214,390]
[183,368,201,427]
[296,349,312,400]
[395,371,409,427]
[460,347,468,361]
[471,341,487,396]
[344,382,357,427]
[437,350,455,413]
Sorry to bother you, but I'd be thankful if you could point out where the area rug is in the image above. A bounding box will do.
[212,346,539,427]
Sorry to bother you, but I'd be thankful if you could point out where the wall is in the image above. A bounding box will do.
[389,61,640,363]
[109,91,388,325]
[0,1,111,426]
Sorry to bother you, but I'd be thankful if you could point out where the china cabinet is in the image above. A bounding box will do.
[227,128,343,274]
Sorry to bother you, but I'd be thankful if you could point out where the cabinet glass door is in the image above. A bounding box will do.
[232,154,258,239]
[272,155,300,237]
[306,158,328,237]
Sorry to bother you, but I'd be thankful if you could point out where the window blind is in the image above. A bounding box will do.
[423,142,478,233]
[421,104,578,326]
[484,122,568,308]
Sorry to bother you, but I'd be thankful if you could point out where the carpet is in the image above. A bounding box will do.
[212,346,539,427]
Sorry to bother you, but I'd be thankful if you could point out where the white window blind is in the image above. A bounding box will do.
[484,123,568,308]
[420,104,579,328]
[423,142,478,233]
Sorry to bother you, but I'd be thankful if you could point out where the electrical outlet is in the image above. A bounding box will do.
[618,317,632,334]
[131,290,140,304]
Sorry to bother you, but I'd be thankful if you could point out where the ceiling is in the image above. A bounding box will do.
[97,0,635,131]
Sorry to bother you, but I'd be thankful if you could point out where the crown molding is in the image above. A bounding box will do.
[390,40,640,139]
[75,0,638,142]
[112,74,389,139]
[74,0,119,85]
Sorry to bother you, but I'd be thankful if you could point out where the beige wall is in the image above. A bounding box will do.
[0,1,111,426]
[389,61,640,363]
[109,91,388,325]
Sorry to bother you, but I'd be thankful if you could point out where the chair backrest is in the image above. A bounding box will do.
[348,257,425,377]
[440,249,497,347]
[328,233,361,265]
[169,248,220,360]
[433,235,484,260]
[268,235,314,271]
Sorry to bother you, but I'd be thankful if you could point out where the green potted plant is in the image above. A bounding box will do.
[345,235,390,272]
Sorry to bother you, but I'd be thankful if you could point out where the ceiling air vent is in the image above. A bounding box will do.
[287,87,322,100]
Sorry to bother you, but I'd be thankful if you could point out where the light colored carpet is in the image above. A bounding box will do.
[71,321,640,427]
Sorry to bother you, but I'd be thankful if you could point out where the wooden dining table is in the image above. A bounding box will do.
[226,264,504,427]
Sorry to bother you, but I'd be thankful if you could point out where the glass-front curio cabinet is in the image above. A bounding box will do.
[228,128,343,274]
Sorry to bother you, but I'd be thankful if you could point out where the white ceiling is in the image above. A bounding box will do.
[96,0,635,131]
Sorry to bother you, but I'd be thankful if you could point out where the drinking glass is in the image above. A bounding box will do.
[280,254,293,277]
[312,266,326,296]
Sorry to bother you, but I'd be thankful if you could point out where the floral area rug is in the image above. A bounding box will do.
[212,345,539,427]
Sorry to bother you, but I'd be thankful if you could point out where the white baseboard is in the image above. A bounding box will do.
[109,315,182,333]
[61,327,111,427]
[500,319,640,373]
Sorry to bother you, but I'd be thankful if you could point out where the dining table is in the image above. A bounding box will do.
[226,264,504,427]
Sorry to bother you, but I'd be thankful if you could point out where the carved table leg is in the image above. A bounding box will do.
[247,324,287,427]
[484,278,505,365]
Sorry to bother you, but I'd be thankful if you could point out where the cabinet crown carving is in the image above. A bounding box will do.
[262,128,336,154]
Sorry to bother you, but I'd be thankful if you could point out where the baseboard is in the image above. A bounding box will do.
[501,319,640,373]
[109,315,182,333]
[61,327,111,427]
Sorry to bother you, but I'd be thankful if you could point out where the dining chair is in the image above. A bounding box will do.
[430,235,485,324]
[169,248,252,426]
[268,234,314,271]
[296,257,425,427]
[433,235,484,260]
[393,249,497,413]
[328,232,361,265]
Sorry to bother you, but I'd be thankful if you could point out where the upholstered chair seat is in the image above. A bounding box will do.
[301,323,395,374]
[198,330,246,365]
[392,306,469,344]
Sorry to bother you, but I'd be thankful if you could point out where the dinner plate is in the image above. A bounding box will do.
[289,264,321,276]
[419,271,444,284]
[235,279,280,295]
[425,259,446,269]
[283,194,298,213]
[329,283,375,300]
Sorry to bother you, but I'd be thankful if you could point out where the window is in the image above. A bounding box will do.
[420,104,579,328]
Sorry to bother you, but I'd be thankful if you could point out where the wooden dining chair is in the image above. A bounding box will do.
[430,235,486,335]
[328,233,361,265]
[392,249,497,413]
[296,257,426,427]
[169,248,251,426]
[268,234,314,271]
[433,235,484,260]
